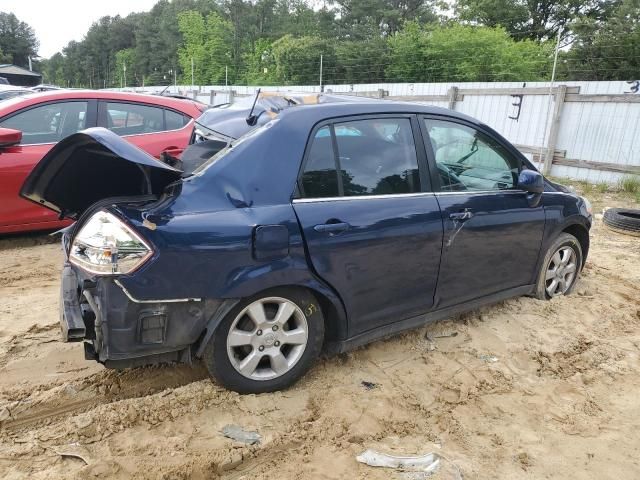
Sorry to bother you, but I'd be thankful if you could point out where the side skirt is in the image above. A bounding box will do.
[325,285,535,355]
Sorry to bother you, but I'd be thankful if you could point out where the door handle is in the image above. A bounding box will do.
[449,209,474,222]
[313,222,350,233]
[161,147,184,158]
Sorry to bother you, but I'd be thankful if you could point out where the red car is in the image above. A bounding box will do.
[0,90,205,234]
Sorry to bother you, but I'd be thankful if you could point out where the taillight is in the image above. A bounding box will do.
[69,210,153,275]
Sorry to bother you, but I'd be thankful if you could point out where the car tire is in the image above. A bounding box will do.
[603,208,640,236]
[202,287,325,394]
[534,233,583,300]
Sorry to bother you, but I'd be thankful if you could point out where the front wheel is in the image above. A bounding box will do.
[202,288,325,393]
[534,233,583,300]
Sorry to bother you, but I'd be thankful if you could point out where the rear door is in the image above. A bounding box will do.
[420,116,546,308]
[98,101,192,158]
[292,115,444,337]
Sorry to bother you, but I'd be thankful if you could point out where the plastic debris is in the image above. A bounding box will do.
[53,443,94,465]
[425,331,458,341]
[221,424,261,445]
[478,354,499,363]
[361,381,378,390]
[356,449,440,475]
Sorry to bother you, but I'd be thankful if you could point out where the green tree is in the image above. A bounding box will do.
[333,0,437,39]
[178,10,233,84]
[270,35,335,84]
[41,52,65,85]
[0,46,10,63]
[387,22,553,82]
[559,0,640,80]
[242,38,279,84]
[0,12,38,67]
[454,0,620,41]
[115,48,137,87]
[335,38,389,83]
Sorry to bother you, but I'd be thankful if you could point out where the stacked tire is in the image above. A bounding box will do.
[603,208,640,236]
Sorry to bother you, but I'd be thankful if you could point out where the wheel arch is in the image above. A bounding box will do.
[561,222,590,267]
[194,280,348,358]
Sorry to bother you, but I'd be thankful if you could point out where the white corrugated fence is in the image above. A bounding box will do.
[114,81,640,184]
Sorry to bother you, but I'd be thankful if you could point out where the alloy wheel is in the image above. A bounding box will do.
[226,297,309,381]
[545,246,578,297]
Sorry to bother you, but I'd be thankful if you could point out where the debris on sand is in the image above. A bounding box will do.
[356,449,440,475]
[221,424,261,445]
[53,443,94,465]
[478,354,499,363]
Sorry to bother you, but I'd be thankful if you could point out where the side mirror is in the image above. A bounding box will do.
[0,127,22,147]
[517,169,544,194]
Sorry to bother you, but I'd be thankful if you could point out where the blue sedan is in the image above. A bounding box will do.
[21,101,592,393]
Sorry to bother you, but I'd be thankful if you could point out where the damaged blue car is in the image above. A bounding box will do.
[20,101,592,393]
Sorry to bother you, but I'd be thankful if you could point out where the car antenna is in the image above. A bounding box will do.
[246,88,261,126]
[159,85,170,96]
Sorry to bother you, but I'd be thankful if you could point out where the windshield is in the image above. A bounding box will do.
[191,118,279,176]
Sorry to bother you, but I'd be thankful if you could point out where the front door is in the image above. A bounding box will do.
[293,116,443,336]
[421,117,546,308]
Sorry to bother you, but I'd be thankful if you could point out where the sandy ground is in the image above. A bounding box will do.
[0,186,639,480]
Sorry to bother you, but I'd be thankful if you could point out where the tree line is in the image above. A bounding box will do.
[1,1,638,88]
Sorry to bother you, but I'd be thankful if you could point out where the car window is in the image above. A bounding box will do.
[335,118,421,196]
[334,125,362,137]
[424,119,519,192]
[0,101,88,144]
[301,118,421,198]
[165,109,189,130]
[104,102,164,135]
[301,126,340,198]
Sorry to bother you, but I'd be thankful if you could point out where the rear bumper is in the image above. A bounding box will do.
[59,262,221,368]
[60,265,86,341]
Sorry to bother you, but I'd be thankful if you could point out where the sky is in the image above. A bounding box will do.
[1,0,159,58]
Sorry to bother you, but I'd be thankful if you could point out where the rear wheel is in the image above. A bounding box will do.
[534,233,583,300]
[203,288,324,393]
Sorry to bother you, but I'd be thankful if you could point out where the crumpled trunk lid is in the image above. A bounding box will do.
[20,127,182,220]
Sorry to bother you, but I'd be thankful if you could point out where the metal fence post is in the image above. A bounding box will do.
[447,86,459,110]
[543,85,567,175]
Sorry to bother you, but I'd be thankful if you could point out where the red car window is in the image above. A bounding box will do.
[0,101,88,145]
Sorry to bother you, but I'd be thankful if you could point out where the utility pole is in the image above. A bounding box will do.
[319,54,323,92]
[123,63,127,89]
[539,26,563,172]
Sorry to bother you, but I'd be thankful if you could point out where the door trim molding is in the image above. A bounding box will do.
[292,192,437,203]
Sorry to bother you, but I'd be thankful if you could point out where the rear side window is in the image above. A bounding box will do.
[104,102,164,135]
[0,101,88,144]
[301,126,340,198]
[165,109,189,130]
[300,118,421,198]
